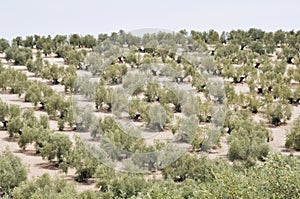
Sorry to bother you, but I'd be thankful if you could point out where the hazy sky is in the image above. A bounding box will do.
[1,0,299,40]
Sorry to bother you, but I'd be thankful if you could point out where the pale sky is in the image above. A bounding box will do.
[1,0,299,40]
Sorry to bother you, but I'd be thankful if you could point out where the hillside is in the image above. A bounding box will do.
[1,29,300,198]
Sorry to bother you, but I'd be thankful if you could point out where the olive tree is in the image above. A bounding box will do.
[82,34,97,48]
[12,36,23,47]
[0,100,9,130]
[175,115,200,143]
[147,103,168,131]
[62,65,77,93]
[0,38,10,52]
[285,117,300,150]
[18,126,48,151]
[228,119,271,163]
[5,46,32,65]
[25,51,44,75]
[7,116,23,137]
[144,82,162,102]
[41,63,65,84]
[40,133,72,165]
[84,52,104,75]
[44,93,65,117]
[53,35,68,50]
[23,36,34,48]
[265,102,291,126]
[248,41,265,55]
[67,137,99,182]
[0,149,27,195]
[102,64,128,84]
[69,34,82,47]
[11,174,78,199]
[94,81,112,111]
[64,49,86,66]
